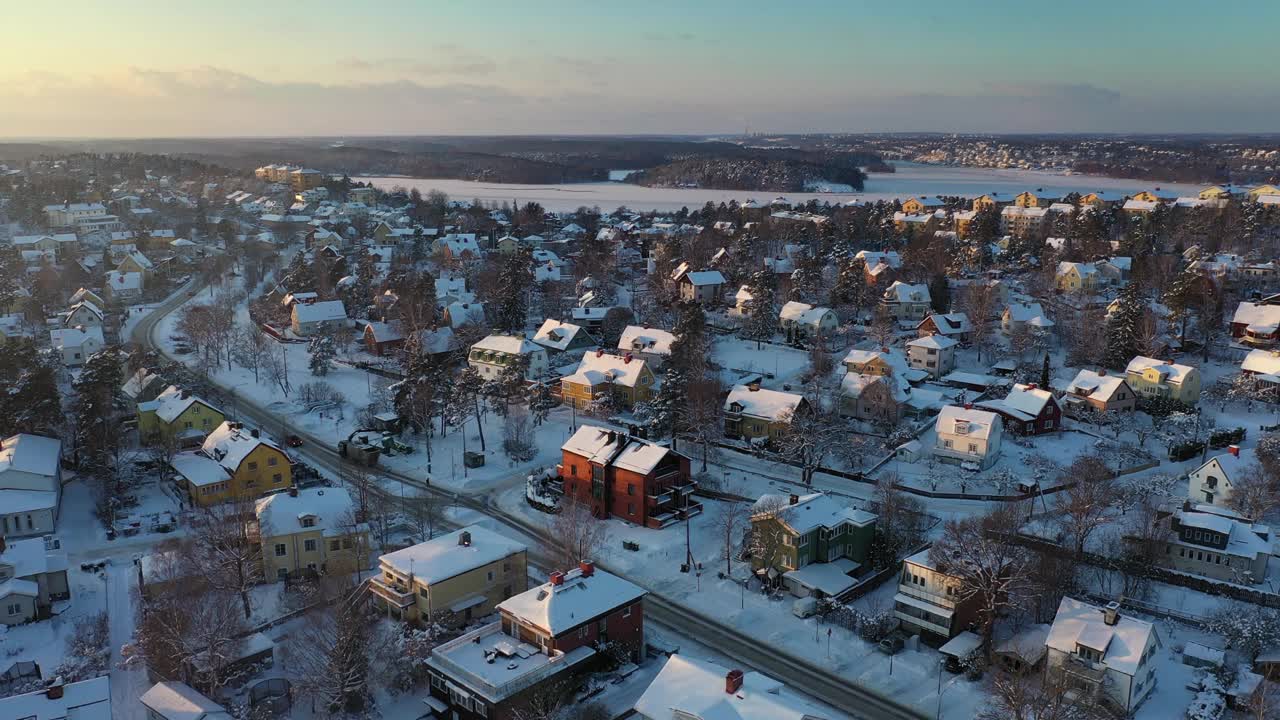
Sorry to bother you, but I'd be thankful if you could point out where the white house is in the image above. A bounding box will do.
[678,270,726,304]
[0,434,63,539]
[932,405,1003,469]
[634,653,831,720]
[467,335,548,381]
[1045,597,1160,714]
[905,335,958,379]
[617,325,675,369]
[0,676,111,720]
[0,535,71,625]
[50,325,105,367]
[1188,445,1256,507]
[1002,302,1052,335]
[140,681,230,720]
[290,300,348,336]
[880,281,931,323]
[62,301,104,329]
[778,301,838,344]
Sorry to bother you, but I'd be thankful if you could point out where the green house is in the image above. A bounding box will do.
[749,492,877,598]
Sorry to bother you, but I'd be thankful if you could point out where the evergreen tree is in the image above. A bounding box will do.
[493,248,532,333]
[1104,282,1144,370]
[788,254,823,303]
[308,334,335,376]
[1041,353,1051,390]
[928,273,951,314]
[669,302,709,376]
[1162,255,1201,341]
[829,257,868,312]
[448,367,486,451]
[0,339,62,437]
[741,270,777,349]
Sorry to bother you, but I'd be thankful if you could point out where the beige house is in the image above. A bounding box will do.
[880,281,931,323]
[255,487,369,581]
[723,384,806,442]
[906,335,958,379]
[1188,445,1255,508]
[1123,356,1201,406]
[369,525,528,628]
[290,300,348,336]
[933,405,1003,469]
[467,334,549,382]
[1062,370,1137,415]
[895,548,980,641]
[1055,262,1101,293]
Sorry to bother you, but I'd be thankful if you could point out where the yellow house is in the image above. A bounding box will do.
[1131,189,1177,203]
[1079,191,1123,208]
[255,487,370,581]
[1124,356,1202,406]
[1249,185,1280,201]
[171,421,292,506]
[842,347,908,377]
[1199,186,1234,201]
[560,350,656,410]
[116,250,153,285]
[368,525,529,628]
[137,385,225,445]
[972,193,1013,211]
[722,384,806,441]
[1014,190,1060,208]
[901,196,944,214]
[1055,261,1101,293]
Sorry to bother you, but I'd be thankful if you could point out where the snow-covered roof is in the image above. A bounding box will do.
[565,351,650,389]
[634,653,826,720]
[0,434,61,479]
[1124,356,1196,385]
[256,487,356,539]
[995,624,1050,665]
[380,525,526,585]
[1243,349,1280,376]
[472,334,540,356]
[1066,369,1128,400]
[1046,597,1156,677]
[561,425,679,475]
[139,681,229,720]
[923,312,971,335]
[362,320,403,344]
[144,385,215,424]
[753,492,875,535]
[292,300,347,324]
[907,335,958,351]
[533,319,587,352]
[978,383,1055,422]
[855,250,901,269]
[444,301,486,328]
[683,270,726,286]
[0,675,111,720]
[883,281,930,304]
[50,325,105,350]
[935,405,1000,441]
[779,301,833,326]
[106,270,142,291]
[201,422,284,474]
[498,565,645,636]
[724,385,804,422]
[618,325,675,355]
[170,452,229,488]
[1057,261,1099,278]
[1233,302,1280,332]
[0,535,64,579]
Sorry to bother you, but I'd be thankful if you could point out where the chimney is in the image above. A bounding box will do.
[726,669,745,694]
[1103,601,1120,626]
[288,486,298,497]
[964,402,973,410]
[579,560,594,577]
[250,428,260,439]
[459,531,472,547]
[549,571,564,586]
[1026,383,1037,390]
[747,382,760,392]
[596,348,604,357]
[624,353,632,364]
[181,389,191,400]
[45,677,65,700]
[1228,445,1240,457]
[789,494,800,506]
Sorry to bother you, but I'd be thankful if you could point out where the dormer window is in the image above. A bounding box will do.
[300,516,316,528]
[1076,644,1102,663]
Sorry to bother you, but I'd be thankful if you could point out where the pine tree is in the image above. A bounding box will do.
[0,339,62,437]
[448,367,486,452]
[1104,282,1144,370]
[308,334,335,376]
[1040,353,1051,390]
[788,254,823,303]
[829,258,867,312]
[493,248,532,333]
[1163,255,1201,341]
[669,302,709,376]
[928,273,951,314]
[741,270,777,349]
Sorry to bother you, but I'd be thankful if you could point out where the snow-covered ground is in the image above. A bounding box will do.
[364,163,1204,212]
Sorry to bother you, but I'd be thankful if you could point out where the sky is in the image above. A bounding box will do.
[3,0,1279,138]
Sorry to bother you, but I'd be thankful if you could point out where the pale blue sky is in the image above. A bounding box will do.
[2,1,1277,137]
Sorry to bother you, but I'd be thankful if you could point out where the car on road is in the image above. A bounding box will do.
[286,434,304,447]
[173,344,192,354]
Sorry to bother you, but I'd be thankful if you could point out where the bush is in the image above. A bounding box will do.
[1208,427,1246,449]
[1168,440,1206,462]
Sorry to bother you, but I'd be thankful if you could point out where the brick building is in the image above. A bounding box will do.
[558,425,700,528]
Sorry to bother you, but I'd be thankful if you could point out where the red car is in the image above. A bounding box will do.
[286,435,304,447]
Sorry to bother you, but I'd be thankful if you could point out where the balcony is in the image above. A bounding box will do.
[674,480,696,495]
[1061,654,1108,685]
[647,488,675,505]
[678,501,704,519]
[368,576,415,609]
[897,582,956,611]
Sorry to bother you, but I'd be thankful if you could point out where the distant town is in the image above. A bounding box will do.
[3,142,1280,720]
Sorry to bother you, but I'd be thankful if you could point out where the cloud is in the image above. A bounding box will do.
[338,55,497,77]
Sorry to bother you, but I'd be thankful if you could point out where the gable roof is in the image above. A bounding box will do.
[978,383,1056,421]
[255,487,356,539]
[139,681,230,720]
[683,270,726,287]
[533,319,588,352]
[1066,370,1129,401]
[724,385,804,422]
[0,675,111,720]
[922,312,971,335]
[293,300,347,324]
[565,351,651,389]
[935,405,1001,441]
[380,525,526,584]
[779,301,833,326]
[561,424,681,476]
[472,334,540,356]
[1046,597,1157,677]
[634,654,828,720]
[883,281,930,304]
[0,434,61,478]
[1125,356,1196,384]
[617,325,675,355]
[753,492,875,535]
[201,422,284,473]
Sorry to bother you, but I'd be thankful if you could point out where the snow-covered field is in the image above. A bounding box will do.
[364,163,1204,212]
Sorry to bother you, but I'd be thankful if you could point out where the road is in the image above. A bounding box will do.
[137,281,928,720]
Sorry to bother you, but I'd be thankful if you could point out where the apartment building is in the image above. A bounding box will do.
[559,425,699,528]
[894,549,980,641]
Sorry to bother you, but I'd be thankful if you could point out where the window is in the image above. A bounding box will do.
[301,516,316,528]
[487,570,494,582]
[5,603,20,616]
[273,473,283,483]
[248,461,258,471]
[342,538,353,549]
[275,544,287,556]
[943,439,954,449]
[268,456,278,466]
[571,465,577,477]
[627,484,635,496]
[968,443,978,453]
[623,604,632,618]
[304,539,317,552]
[330,540,341,551]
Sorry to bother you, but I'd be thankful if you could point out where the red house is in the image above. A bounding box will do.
[559,425,701,528]
[977,383,1062,436]
[423,562,646,720]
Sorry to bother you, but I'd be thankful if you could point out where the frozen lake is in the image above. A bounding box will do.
[364,162,1203,213]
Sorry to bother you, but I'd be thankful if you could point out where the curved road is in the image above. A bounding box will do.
[137,282,927,720]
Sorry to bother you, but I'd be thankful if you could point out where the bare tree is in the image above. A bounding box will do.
[867,473,924,568]
[930,505,1034,644]
[1054,454,1118,555]
[960,282,997,362]
[187,497,263,619]
[867,305,896,348]
[287,585,372,716]
[404,491,443,542]
[678,377,724,473]
[231,323,270,383]
[745,494,790,580]
[1226,462,1280,520]
[340,466,376,523]
[711,482,749,576]
[979,671,1109,720]
[547,495,609,570]
[777,402,842,486]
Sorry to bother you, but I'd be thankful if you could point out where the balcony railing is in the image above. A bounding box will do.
[647,489,675,505]
[368,577,415,608]
[897,582,956,610]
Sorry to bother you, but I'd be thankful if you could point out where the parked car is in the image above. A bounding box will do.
[878,635,905,655]
[791,597,819,619]
[286,434,304,448]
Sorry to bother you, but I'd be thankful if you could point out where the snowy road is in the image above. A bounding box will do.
[106,564,147,720]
